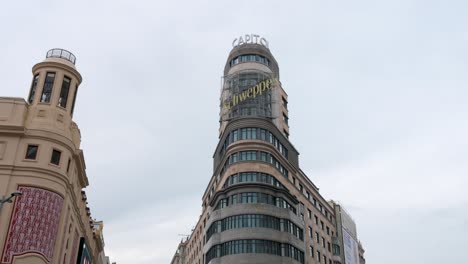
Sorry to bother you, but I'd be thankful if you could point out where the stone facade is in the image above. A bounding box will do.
[0,49,108,264]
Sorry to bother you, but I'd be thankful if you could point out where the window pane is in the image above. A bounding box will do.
[70,85,79,116]
[58,76,71,108]
[28,74,40,103]
[25,145,38,160]
[50,149,61,165]
[40,72,56,103]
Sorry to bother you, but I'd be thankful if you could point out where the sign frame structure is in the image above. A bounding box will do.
[232,34,269,49]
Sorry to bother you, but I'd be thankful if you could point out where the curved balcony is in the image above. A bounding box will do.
[209,253,303,264]
[46,48,76,64]
[205,201,305,254]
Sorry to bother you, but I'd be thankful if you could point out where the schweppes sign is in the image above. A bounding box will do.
[223,78,277,111]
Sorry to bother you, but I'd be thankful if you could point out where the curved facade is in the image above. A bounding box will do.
[219,43,288,139]
[0,49,108,264]
[209,42,304,264]
[171,38,365,264]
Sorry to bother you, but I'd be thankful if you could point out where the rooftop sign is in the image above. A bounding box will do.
[223,78,277,110]
[232,34,269,49]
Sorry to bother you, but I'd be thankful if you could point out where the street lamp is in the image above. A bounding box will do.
[0,191,22,211]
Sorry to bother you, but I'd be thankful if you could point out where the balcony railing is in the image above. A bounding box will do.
[46,48,76,65]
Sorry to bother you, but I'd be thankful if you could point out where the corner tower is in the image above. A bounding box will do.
[0,49,106,264]
[171,36,365,264]
[219,41,289,138]
[26,48,82,147]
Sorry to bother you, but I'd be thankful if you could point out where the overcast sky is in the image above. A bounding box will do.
[1,0,467,263]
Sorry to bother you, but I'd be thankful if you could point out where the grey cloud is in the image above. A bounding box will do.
[1,0,467,263]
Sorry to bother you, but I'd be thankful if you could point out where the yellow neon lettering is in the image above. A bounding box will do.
[239,91,248,101]
[260,80,267,92]
[253,85,260,97]
[224,78,277,109]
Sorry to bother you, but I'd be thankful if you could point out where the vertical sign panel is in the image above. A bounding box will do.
[1,186,64,264]
[342,228,359,264]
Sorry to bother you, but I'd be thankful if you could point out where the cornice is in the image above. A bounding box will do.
[32,60,82,83]
[1,164,69,186]
[209,182,299,207]
[213,117,300,157]
[0,125,26,135]
[24,128,77,153]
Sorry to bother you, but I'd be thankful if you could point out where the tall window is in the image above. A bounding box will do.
[333,244,341,255]
[51,149,61,165]
[58,76,71,108]
[40,72,56,103]
[70,85,79,116]
[232,130,238,141]
[28,74,40,103]
[66,158,71,172]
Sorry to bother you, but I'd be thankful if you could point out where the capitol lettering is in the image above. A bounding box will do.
[232,34,269,48]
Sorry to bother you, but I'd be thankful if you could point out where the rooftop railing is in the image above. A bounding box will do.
[46,48,76,65]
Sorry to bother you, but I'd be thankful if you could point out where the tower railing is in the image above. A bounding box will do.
[46,48,76,65]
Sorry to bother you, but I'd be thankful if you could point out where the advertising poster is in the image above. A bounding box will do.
[342,227,359,264]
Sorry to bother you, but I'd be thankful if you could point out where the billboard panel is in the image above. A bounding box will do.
[342,227,359,264]
[340,207,357,239]
[339,205,359,264]
[1,186,64,264]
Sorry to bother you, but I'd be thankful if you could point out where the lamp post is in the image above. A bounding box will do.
[0,191,22,212]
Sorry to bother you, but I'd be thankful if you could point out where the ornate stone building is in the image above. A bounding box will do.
[0,49,108,264]
[171,37,366,264]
